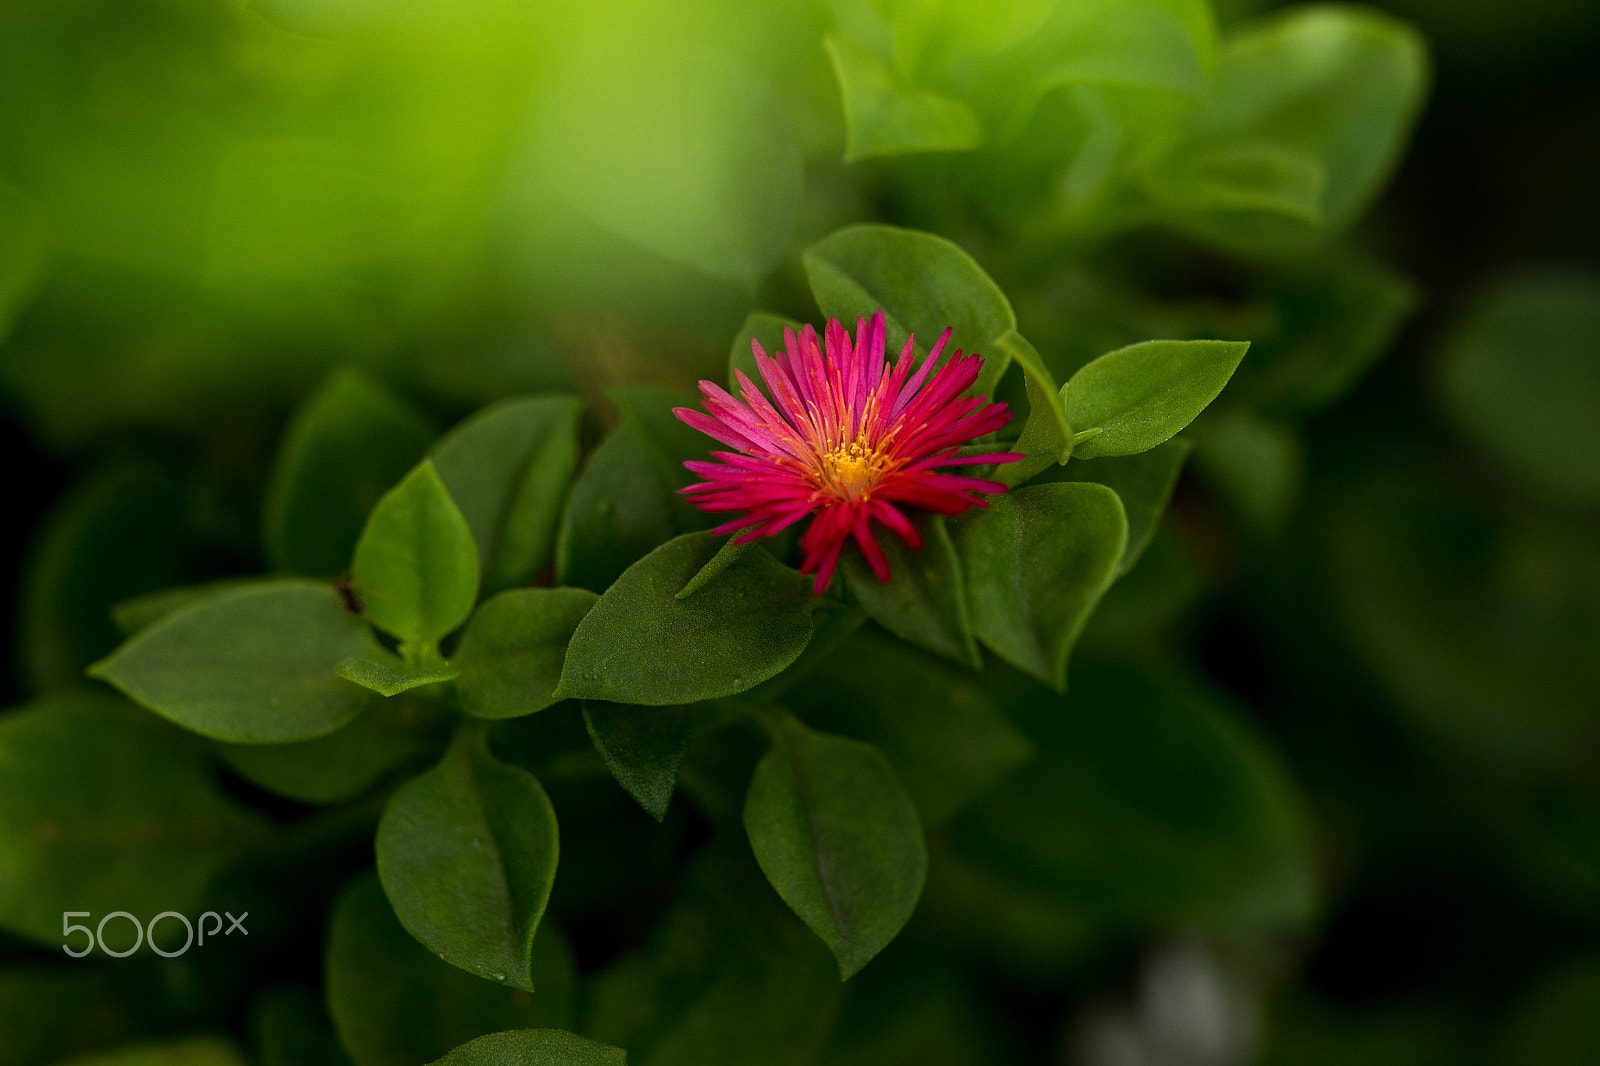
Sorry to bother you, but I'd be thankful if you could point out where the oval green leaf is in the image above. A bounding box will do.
[454,588,599,719]
[953,482,1127,691]
[1061,339,1247,459]
[842,514,979,668]
[431,396,583,594]
[263,370,436,579]
[375,727,560,991]
[88,579,378,743]
[743,715,927,979]
[352,460,480,650]
[557,533,814,706]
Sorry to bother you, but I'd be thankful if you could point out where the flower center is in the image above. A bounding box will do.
[820,439,886,500]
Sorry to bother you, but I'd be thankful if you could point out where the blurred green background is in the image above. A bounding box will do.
[1,0,1597,1063]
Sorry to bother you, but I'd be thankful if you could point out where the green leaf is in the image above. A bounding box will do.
[112,579,255,637]
[555,386,710,593]
[427,1030,626,1066]
[997,348,1071,487]
[263,371,436,579]
[1061,339,1248,459]
[0,693,274,945]
[89,579,378,743]
[327,874,575,1066]
[352,460,479,653]
[216,698,446,806]
[959,659,1313,925]
[1151,7,1428,250]
[744,714,927,979]
[825,35,983,161]
[953,482,1127,690]
[336,651,460,697]
[557,533,813,706]
[1436,270,1600,506]
[1500,959,1600,1066]
[582,702,689,822]
[454,588,599,719]
[729,311,802,392]
[1058,437,1193,572]
[48,1036,250,1066]
[19,461,189,692]
[676,536,754,600]
[0,969,134,1065]
[431,396,584,595]
[842,514,978,667]
[787,626,1032,826]
[375,727,560,991]
[803,224,1016,377]
[740,598,867,704]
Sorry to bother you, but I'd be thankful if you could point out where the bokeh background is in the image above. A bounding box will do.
[2,0,1598,1063]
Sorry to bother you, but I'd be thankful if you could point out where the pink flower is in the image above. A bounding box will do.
[674,310,1024,594]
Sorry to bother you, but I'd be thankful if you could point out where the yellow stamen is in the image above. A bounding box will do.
[821,438,887,500]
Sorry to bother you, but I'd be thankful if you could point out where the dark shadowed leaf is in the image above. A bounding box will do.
[583,702,689,822]
[1058,437,1192,572]
[0,693,275,945]
[376,727,559,991]
[744,713,927,978]
[431,396,583,594]
[263,371,436,579]
[843,514,978,667]
[327,875,574,1066]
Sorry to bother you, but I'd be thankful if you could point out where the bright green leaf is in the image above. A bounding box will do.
[557,533,813,706]
[1061,339,1248,459]
[954,482,1127,690]
[826,35,983,161]
[352,460,479,652]
[0,693,274,945]
[263,371,436,580]
[431,396,583,595]
[842,514,978,667]
[583,702,689,822]
[454,588,598,719]
[427,1030,626,1066]
[327,874,575,1066]
[375,727,560,990]
[89,579,378,743]
[744,714,927,979]
[336,651,460,697]
[997,353,1071,487]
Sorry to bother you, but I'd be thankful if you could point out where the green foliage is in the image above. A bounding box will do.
[326,875,573,1066]
[842,515,978,667]
[0,693,274,945]
[1058,437,1193,572]
[376,728,560,990]
[744,712,927,979]
[727,311,802,391]
[89,580,378,743]
[557,534,814,706]
[264,373,437,581]
[1061,339,1248,458]
[426,1030,626,1066]
[431,397,584,595]
[454,589,598,719]
[49,1037,249,1066]
[583,703,689,822]
[336,653,461,698]
[954,483,1128,690]
[351,461,480,657]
